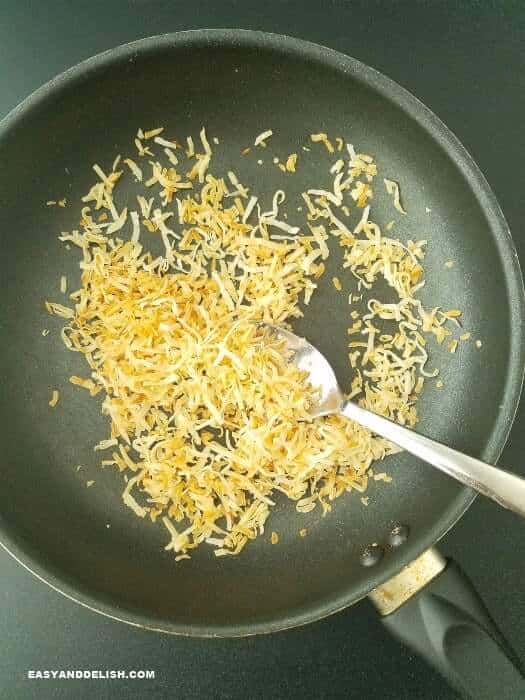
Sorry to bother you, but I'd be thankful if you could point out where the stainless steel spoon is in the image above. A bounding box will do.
[269,325,525,518]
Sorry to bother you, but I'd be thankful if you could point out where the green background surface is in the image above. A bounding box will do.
[1,2,524,698]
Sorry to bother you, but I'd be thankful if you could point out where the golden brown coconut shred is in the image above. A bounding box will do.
[45,126,464,560]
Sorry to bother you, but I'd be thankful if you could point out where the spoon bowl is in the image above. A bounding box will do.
[267,324,525,519]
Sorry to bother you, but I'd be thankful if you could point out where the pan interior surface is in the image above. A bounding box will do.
[0,31,523,636]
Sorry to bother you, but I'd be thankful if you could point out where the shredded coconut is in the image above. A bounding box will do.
[46,125,465,560]
[384,178,407,214]
[254,130,273,148]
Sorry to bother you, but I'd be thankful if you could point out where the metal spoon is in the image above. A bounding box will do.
[268,325,525,518]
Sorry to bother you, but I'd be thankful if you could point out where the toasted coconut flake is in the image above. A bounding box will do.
[308,188,341,207]
[243,196,258,223]
[384,178,407,214]
[163,148,178,166]
[130,211,141,243]
[137,195,154,218]
[153,135,178,149]
[48,390,60,408]
[106,207,128,234]
[285,153,298,172]
[69,375,100,396]
[227,171,249,199]
[45,301,74,319]
[135,138,153,157]
[254,130,273,148]
[200,127,212,155]
[92,163,109,184]
[124,158,143,182]
[444,309,462,319]
[46,125,463,561]
[310,132,335,153]
[123,471,148,517]
[94,438,118,451]
[270,531,279,544]
[144,127,164,139]
[351,181,372,208]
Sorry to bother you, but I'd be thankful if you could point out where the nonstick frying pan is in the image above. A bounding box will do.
[0,30,524,698]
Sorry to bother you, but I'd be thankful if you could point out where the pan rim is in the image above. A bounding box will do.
[1,28,524,638]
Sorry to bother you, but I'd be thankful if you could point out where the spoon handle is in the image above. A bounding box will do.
[341,400,525,518]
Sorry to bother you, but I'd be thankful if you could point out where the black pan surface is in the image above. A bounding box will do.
[0,30,523,636]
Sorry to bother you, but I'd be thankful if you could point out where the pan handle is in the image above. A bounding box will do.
[369,549,525,699]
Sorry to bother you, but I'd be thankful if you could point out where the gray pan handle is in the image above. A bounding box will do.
[369,550,525,699]
[341,401,525,518]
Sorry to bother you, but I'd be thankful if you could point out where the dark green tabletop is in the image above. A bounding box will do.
[2,2,524,698]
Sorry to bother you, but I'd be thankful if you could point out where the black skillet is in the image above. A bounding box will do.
[0,31,524,698]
